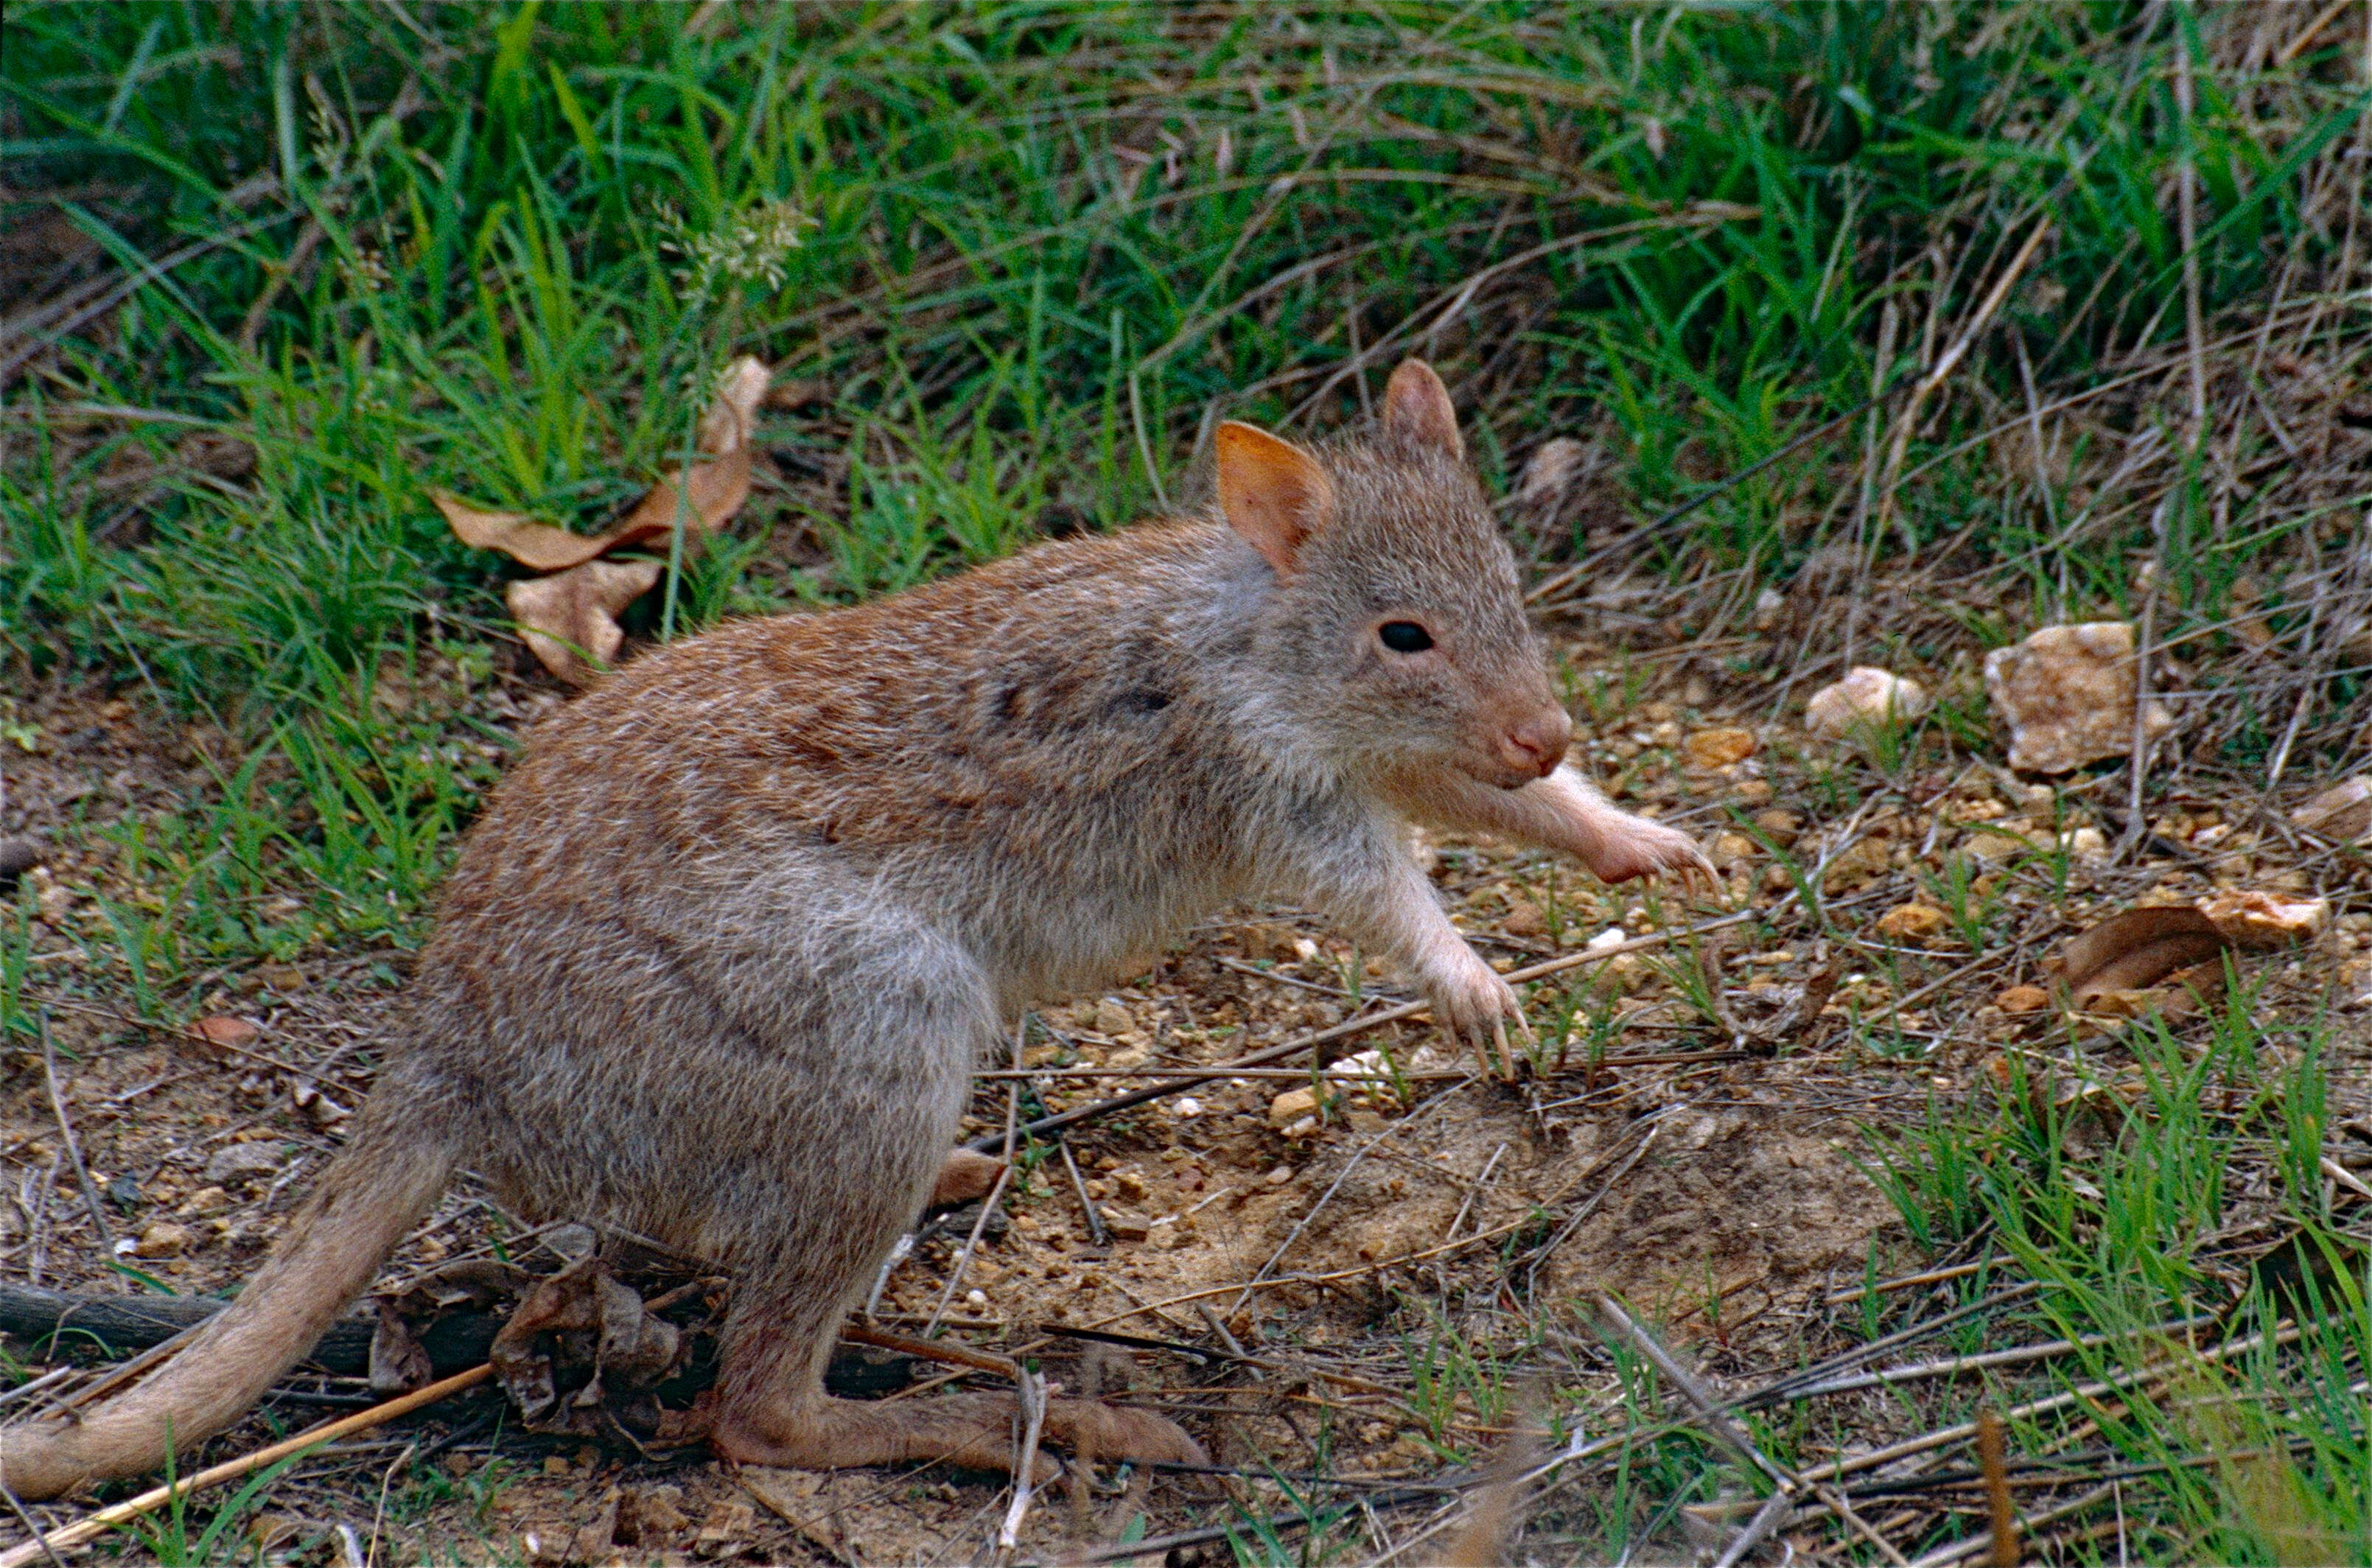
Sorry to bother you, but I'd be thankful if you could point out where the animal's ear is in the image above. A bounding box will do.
[1380,359,1462,459]
[1216,421,1334,578]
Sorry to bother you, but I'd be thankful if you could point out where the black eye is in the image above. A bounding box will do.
[1377,620,1434,654]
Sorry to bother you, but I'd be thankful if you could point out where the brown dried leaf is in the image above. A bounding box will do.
[432,493,629,573]
[435,355,772,572]
[189,1015,261,1057]
[489,1256,689,1442]
[507,559,664,685]
[607,445,751,543]
[368,1295,434,1397]
[2046,906,2232,1010]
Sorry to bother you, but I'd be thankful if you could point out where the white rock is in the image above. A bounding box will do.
[2058,826,2110,862]
[1270,1086,1323,1126]
[1982,622,2174,774]
[1805,667,1931,738]
[203,1143,285,1185]
[1171,1096,1204,1118]
[1586,927,1629,953]
[2197,890,2329,949]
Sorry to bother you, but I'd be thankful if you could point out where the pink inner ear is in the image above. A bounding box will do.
[1215,421,1334,577]
[1382,360,1461,459]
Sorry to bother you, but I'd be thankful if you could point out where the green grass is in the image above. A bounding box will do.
[3,3,2367,1559]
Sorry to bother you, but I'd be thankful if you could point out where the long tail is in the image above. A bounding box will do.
[0,1129,452,1500]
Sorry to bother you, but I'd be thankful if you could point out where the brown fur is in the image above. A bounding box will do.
[0,361,1704,1497]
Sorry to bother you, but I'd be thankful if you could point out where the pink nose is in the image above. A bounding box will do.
[1497,707,1572,780]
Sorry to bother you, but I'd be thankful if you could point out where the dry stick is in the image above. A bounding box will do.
[967,911,1752,1153]
[2175,20,2208,435]
[1976,1410,2019,1568]
[2275,0,2359,63]
[1906,1483,2119,1568]
[1525,382,1905,608]
[839,1323,1021,1381]
[1776,1314,2219,1401]
[1873,215,2056,547]
[0,1478,66,1568]
[993,1367,1049,1555]
[35,1015,113,1259]
[979,1051,1748,1082]
[1222,1096,1438,1320]
[929,1023,1026,1335]
[1598,1297,1913,1568]
[41,993,309,1077]
[2120,498,2169,861]
[1058,1139,1111,1247]
[1710,1488,1794,1568]
[0,1364,494,1568]
[1802,1323,2299,1488]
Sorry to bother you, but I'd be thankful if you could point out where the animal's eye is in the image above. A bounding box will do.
[1377,620,1434,654]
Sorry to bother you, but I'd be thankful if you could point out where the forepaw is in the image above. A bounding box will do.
[1585,815,1715,892]
[1428,959,1534,1083]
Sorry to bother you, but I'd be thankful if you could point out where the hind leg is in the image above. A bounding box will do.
[708,1278,1205,1477]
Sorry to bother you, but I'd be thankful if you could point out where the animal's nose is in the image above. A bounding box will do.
[1497,707,1572,780]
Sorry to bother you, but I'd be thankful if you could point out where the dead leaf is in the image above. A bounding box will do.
[436,355,773,573]
[368,1295,435,1396]
[2294,777,2372,842]
[763,377,831,411]
[692,1497,758,1560]
[507,559,664,685]
[1995,985,2051,1015]
[2045,906,2233,1012]
[489,1256,689,1443]
[698,355,771,454]
[189,1015,261,1058]
[606,445,751,545]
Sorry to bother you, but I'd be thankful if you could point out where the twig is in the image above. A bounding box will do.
[931,1023,1024,1333]
[1800,1323,2300,1486]
[39,994,307,1077]
[0,1477,67,1568]
[2120,500,2169,859]
[1710,1488,1794,1568]
[994,1367,1049,1555]
[1874,215,2056,545]
[1527,380,1907,607]
[0,1365,493,1568]
[1598,1297,1912,1567]
[1225,1096,1441,1318]
[37,1015,113,1259]
[840,1323,1019,1381]
[2174,15,2208,434]
[1978,1410,2019,1568]
[1774,1314,2218,1401]
[1905,1483,2119,1568]
[1194,1303,1247,1359]
[1058,1140,1110,1247]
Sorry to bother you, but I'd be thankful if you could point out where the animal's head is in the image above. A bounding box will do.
[1217,359,1569,790]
